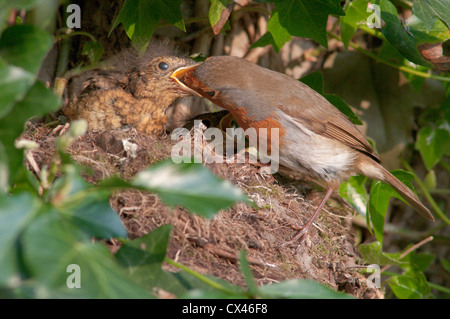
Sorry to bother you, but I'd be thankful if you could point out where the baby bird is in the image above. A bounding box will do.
[64,45,197,135]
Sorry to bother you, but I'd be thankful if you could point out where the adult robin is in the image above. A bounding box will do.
[64,44,199,135]
[170,56,434,243]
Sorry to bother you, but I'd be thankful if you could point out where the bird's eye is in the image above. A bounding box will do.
[158,62,169,71]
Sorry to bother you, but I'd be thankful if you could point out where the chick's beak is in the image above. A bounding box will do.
[170,64,202,97]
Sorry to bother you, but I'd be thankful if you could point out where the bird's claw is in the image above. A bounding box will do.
[52,122,71,136]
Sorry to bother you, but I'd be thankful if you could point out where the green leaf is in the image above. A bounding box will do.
[413,0,437,31]
[116,225,171,269]
[0,65,35,119]
[0,25,52,74]
[378,0,433,67]
[425,0,450,29]
[407,14,450,45]
[0,81,61,187]
[250,32,277,50]
[299,71,324,93]
[116,225,175,292]
[388,271,431,299]
[110,0,185,54]
[359,241,406,266]
[50,166,127,239]
[401,250,434,272]
[131,160,248,218]
[325,94,363,125]
[259,279,353,299]
[368,170,415,244]
[117,225,232,296]
[239,250,259,297]
[21,210,150,298]
[340,0,370,49]
[266,10,292,52]
[339,175,368,216]
[415,126,450,170]
[81,41,104,65]
[268,0,344,49]
[0,0,43,10]
[0,192,42,286]
[209,0,234,33]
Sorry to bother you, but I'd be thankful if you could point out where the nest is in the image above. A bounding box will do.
[21,123,381,298]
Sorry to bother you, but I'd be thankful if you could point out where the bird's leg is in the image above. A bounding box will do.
[281,187,334,246]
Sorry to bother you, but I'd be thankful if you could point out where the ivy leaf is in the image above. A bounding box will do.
[421,0,450,29]
[259,279,353,299]
[415,125,450,170]
[268,0,344,50]
[325,94,363,125]
[368,180,392,244]
[299,71,324,92]
[359,241,406,266]
[266,10,292,52]
[0,81,61,187]
[131,160,249,218]
[110,0,185,54]
[100,160,249,218]
[49,166,127,240]
[388,271,431,299]
[0,192,42,286]
[209,0,234,35]
[21,210,151,298]
[340,0,371,49]
[0,25,52,75]
[81,41,104,65]
[339,175,368,216]
[0,65,35,119]
[116,225,174,292]
[413,0,437,31]
[378,0,433,67]
[368,170,416,244]
[251,32,277,50]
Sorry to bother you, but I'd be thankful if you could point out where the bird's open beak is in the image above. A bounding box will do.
[170,64,202,97]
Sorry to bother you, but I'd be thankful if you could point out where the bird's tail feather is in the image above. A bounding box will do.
[379,165,434,221]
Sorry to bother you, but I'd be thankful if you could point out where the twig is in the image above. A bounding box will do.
[380,236,434,273]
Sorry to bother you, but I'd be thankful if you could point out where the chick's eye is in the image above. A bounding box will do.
[158,62,169,71]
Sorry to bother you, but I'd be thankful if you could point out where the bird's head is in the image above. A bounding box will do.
[170,56,269,113]
[128,56,201,103]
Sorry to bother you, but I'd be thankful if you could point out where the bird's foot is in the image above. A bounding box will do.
[52,122,71,136]
[280,223,312,247]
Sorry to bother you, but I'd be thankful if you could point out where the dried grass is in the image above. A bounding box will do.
[21,123,379,298]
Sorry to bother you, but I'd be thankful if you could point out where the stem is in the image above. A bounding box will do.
[402,160,450,225]
[380,236,433,273]
[55,30,97,42]
[428,282,450,294]
[357,25,386,40]
[328,32,450,83]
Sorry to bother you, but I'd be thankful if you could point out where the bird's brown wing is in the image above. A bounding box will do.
[279,84,380,163]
